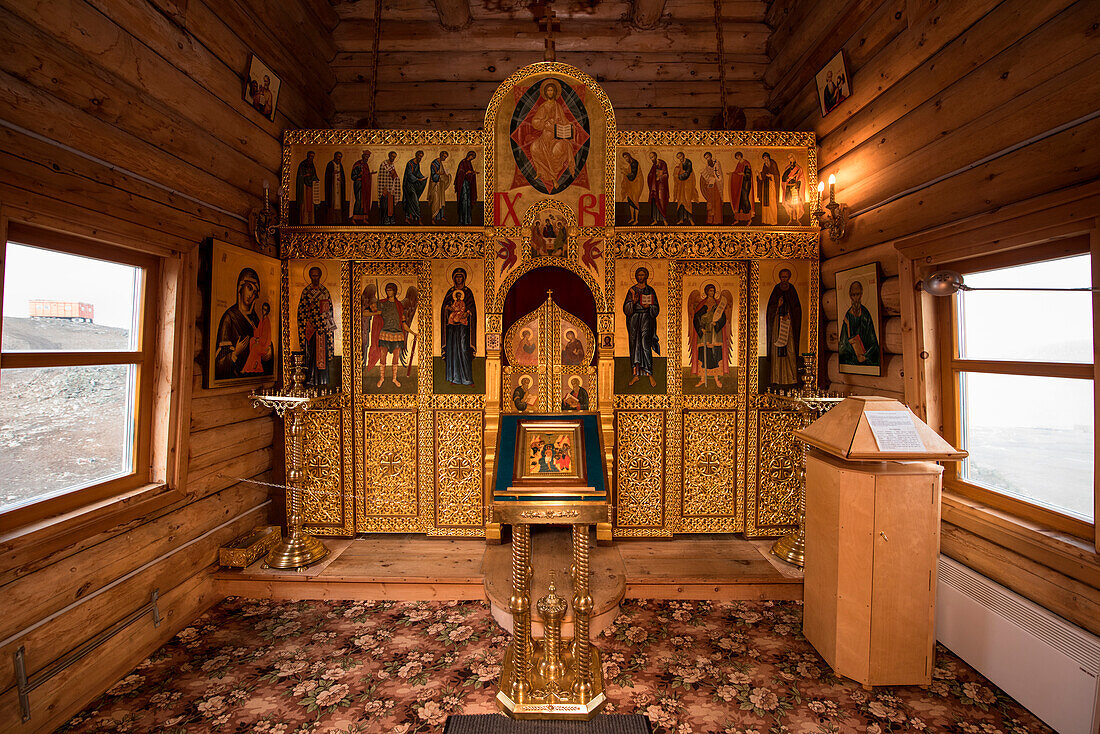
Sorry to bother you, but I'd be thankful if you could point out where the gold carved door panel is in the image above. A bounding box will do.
[679,410,743,533]
[298,407,354,536]
[613,409,666,534]
[746,408,803,536]
[356,408,422,532]
[432,409,485,533]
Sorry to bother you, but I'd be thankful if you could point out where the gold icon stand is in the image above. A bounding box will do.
[495,503,607,720]
[251,354,342,570]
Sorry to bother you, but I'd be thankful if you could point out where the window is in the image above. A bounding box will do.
[0,228,159,525]
[938,244,1094,537]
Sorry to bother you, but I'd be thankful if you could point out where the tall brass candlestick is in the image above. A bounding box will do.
[251,354,335,570]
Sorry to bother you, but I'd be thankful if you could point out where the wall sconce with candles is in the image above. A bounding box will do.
[812,173,848,241]
[249,179,280,257]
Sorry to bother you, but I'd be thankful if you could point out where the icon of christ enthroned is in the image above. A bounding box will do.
[508,77,591,194]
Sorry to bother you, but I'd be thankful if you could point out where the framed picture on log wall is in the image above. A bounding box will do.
[815,51,850,117]
[200,239,281,389]
[835,262,882,377]
[244,54,281,122]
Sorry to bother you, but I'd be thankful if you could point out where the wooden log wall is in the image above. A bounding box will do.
[0,1,335,730]
[330,0,774,130]
[767,0,1100,402]
[766,0,1100,631]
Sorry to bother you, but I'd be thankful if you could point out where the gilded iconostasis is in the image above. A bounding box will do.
[271,63,820,540]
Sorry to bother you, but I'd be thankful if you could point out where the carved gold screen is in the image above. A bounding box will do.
[277,61,820,539]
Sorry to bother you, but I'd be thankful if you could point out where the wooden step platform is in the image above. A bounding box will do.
[215,537,487,600]
[215,534,802,602]
[483,526,625,638]
[621,537,803,600]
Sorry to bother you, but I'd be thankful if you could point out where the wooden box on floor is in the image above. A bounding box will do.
[802,449,942,687]
[796,397,965,688]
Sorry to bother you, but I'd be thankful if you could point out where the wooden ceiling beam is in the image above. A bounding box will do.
[333,0,766,23]
[631,0,668,29]
[332,79,769,111]
[332,50,769,82]
[432,0,472,30]
[333,19,769,53]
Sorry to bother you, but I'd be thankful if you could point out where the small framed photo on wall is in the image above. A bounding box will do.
[201,239,281,388]
[244,55,281,122]
[815,51,850,117]
[835,262,882,377]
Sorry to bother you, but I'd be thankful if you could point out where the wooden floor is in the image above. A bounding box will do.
[215,534,802,602]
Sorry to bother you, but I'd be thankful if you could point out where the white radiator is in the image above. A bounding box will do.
[936,555,1100,734]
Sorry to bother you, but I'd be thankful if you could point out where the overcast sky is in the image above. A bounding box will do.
[3,243,139,330]
[959,254,1093,431]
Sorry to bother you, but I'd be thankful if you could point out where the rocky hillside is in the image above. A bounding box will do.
[3,316,130,351]
[1,318,133,511]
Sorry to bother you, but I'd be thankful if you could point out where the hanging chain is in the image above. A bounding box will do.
[713,0,730,129]
[367,0,382,129]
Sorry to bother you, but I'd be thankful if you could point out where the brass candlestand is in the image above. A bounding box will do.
[250,354,342,570]
[495,502,607,720]
[767,354,843,568]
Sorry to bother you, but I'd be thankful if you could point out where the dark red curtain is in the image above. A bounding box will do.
[501,266,597,366]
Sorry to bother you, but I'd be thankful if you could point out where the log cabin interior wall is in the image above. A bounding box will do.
[0,1,335,730]
[764,0,1100,635]
[0,0,1098,730]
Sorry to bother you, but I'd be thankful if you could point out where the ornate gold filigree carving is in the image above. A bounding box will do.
[357,409,420,530]
[432,409,485,531]
[519,509,580,519]
[492,253,608,312]
[612,231,818,260]
[614,410,665,532]
[617,130,815,148]
[679,411,742,532]
[282,231,486,260]
[751,410,803,534]
[285,129,484,147]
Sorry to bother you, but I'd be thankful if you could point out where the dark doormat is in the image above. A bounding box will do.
[443,714,652,733]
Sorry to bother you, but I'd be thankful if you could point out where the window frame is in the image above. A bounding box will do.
[935,238,1095,540]
[0,225,162,530]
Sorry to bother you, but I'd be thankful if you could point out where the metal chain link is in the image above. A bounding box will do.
[714,0,730,129]
[367,0,382,128]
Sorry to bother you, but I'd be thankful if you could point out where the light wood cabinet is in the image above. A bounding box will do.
[802,448,943,687]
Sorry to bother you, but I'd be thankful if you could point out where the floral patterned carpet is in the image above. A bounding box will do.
[60,598,1051,734]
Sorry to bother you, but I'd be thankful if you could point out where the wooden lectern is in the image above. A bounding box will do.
[491,414,611,720]
[795,397,966,688]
